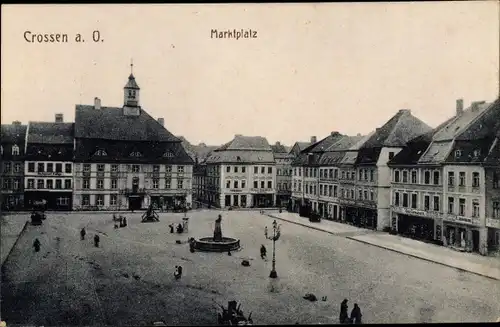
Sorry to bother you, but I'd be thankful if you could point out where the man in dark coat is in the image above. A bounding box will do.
[94,234,100,247]
[339,299,349,323]
[260,244,267,260]
[80,227,86,240]
[350,303,362,324]
[33,238,41,252]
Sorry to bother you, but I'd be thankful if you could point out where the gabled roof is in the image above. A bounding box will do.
[271,143,288,153]
[74,105,179,142]
[1,123,27,144]
[295,142,310,151]
[27,122,74,144]
[361,109,432,149]
[215,135,272,152]
[455,99,500,141]
[292,132,345,166]
[124,74,140,89]
[324,135,365,152]
[205,150,275,164]
[484,138,500,166]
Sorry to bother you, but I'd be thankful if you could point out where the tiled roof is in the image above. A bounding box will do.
[318,151,347,165]
[205,150,275,164]
[74,105,179,142]
[355,147,383,165]
[27,122,74,144]
[361,110,432,149]
[25,143,74,161]
[292,133,345,166]
[484,138,500,166]
[296,142,310,151]
[125,74,140,89]
[216,135,272,151]
[338,151,359,166]
[455,99,500,141]
[273,152,293,160]
[1,124,27,144]
[324,135,365,152]
[271,143,289,153]
[388,132,433,166]
[178,136,218,161]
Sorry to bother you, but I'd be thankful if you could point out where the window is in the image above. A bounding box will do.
[493,172,499,189]
[56,197,69,206]
[65,164,72,173]
[55,163,62,173]
[493,201,500,218]
[97,179,104,189]
[234,166,239,173]
[46,179,53,189]
[267,181,272,189]
[111,164,118,172]
[234,181,239,188]
[268,167,272,174]
[163,151,174,158]
[83,164,91,172]
[253,181,258,188]
[64,179,71,189]
[153,165,160,172]
[129,151,142,157]
[165,179,171,189]
[350,190,354,199]
[448,197,454,214]
[351,172,355,180]
[473,149,481,158]
[388,152,395,160]
[3,162,11,173]
[335,169,339,179]
[46,163,54,173]
[13,179,19,190]
[55,179,62,189]
[177,180,183,189]
[38,163,45,173]
[165,166,172,173]
[433,196,440,211]
[459,172,466,187]
[424,171,430,184]
[82,195,90,206]
[110,194,117,206]
[358,189,363,200]
[411,170,417,184]
[242,167,246,173]
[132,165,140,173]
[226,166,230,173]
[448,171,455,186]
[472,172,480,188]
[394,170,400,183]
[11,144,19,156]
[455,150,462,158]
[294,168,297,176]
[111,179,117,189]
[402,193,409,207]
[364,190,368,200]
[37,179,44,189]
[411,194,417,209]
[364,170,368,181]
[96,195,104,206]
[242,180,246,189]
[153,179,159,189]
[83,178,90,189]
[226,180,231,188]
[402,171,408,183]
[27,179,35,189]
[261,181,265,189]
[254,166,258,174]
[341,171,345,179]
[261,167,265,174]
[370,190,374,201]
[15,163,22,173]
[358,170,363,181]
[97,164,105,172]
[472,200,480,218]
[95,149,107,156]
[459,198,466,216]
[394,192,400,206]
[28,162,35,172]
[334,185,338,197]
[3,179,11,190]
[424,195,430,210]
[433,171,440,185]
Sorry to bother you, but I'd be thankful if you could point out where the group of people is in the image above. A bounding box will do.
[174,265,183,279]
[169,223,185,234]
[340,299,362,324]
[80,227,101,247]
[113,214,128,229]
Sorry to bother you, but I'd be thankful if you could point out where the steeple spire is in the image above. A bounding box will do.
[130,58,134,75]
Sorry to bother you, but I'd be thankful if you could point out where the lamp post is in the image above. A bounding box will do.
[265,219,281,278]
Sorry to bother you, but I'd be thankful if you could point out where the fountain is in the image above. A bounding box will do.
[193,214,241,252]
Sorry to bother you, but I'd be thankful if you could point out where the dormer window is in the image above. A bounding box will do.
[12,144,19,156]
[95,149,107,156]
[163,151,174,158]
[129,151,143,157]
[455,150,462,158]
[473,149,481,157]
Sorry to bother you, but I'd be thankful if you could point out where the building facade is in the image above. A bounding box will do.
[198,135,277,208]
[72,72,194,211]
[24,116,75,210]
[1,121,27,210]
[272,141,293,207]
[389,99,500,255]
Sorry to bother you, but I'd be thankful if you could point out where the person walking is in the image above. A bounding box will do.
[33,238,41,252]
[350,303,362,324]
[260,244,267,260]
[80,227,86,240]
[94,234,100,248]
[339,299,349,324]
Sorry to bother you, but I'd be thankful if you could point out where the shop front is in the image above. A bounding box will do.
[357,206,378,230]
[397,213,435,242]
[486,218,500,254]
[25,190,72,211]
[442,215,483,253]
[252,193,273,208]
[1,193,24,211]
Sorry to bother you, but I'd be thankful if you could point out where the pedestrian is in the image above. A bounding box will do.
[339,299,349,324]
[260,244,267,260]
[122,217,127,227]
[33,238,41,252]
[228,249,232,256]
[174,265,182,279]
[80,227,86,240]
[169,224,174,233]
[94,234,100,248]
[350,303,362,324]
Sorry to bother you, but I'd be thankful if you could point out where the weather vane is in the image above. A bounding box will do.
[130,58,134,74]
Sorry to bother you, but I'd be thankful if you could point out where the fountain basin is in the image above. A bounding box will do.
[194,237,241,252]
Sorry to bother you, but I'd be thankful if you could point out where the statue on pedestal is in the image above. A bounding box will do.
[214,215,223,242]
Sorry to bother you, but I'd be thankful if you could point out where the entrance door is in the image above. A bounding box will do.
[225,195,231,207]
[472,230,480,252]
[129,197,142,210]
[241,195,247,207]
[233,195,239,207]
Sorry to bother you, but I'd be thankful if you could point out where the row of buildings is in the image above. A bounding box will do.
[192,98,500,256]
[1,71,194,211]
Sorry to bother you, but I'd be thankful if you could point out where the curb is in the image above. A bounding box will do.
[1,220,29,267]
[265,213,500,282]
[344,236,500,282]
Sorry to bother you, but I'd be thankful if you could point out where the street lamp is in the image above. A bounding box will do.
[265,219,281,278]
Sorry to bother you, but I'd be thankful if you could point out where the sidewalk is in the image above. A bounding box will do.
[266,211,500,281]
[1,215,29,266]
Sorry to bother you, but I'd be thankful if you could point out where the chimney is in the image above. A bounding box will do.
[157,118,164,126]
[275,141,281,146]
[12,121,21,126]
[94,97,101,110]
[456,99,464,116]
[310,136,317,144]
[357,133,361,137]
[55,113,63,123]
[330,131,339,137]
[471,100,486,112]
[399,109,411,114]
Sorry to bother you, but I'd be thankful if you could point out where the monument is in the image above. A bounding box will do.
[193,214,241,252]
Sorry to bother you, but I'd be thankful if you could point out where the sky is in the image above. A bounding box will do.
[1,2,499,146]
